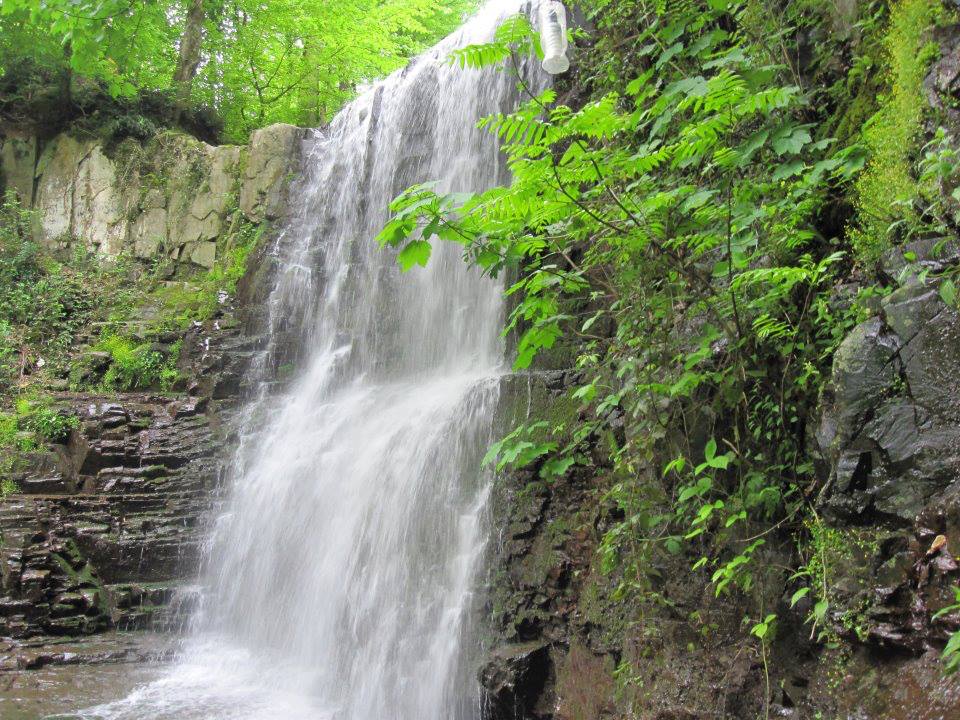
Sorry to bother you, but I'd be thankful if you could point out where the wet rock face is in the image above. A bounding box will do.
[480,372,622,720]
[482,269,960,718]
[0,291,269,642]
[816,279,960,525]
[811,270,960,659]
[480,642,554,720]
[0,394,218,638]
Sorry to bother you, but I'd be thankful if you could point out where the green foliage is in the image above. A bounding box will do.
[0,191,100,389]
[0,185,267,396]
[0,393,79,494]
[449,14,540,69]
[482,420,584,480]
[849,0,945,265]
[381,0,883,658]
[934,587,960,674]
[14,396,79,443]
[96,334,180,391]
[0,0,476,141]
[0,412,19,451]
[789,515,842,641]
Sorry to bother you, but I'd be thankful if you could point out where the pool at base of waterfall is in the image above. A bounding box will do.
[0,632,168,720]
[6,638,354,720]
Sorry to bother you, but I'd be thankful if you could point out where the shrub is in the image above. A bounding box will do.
[0,191,95,382]
[14,398,79,443]
[97,334,180,391]
[850,0,945,265]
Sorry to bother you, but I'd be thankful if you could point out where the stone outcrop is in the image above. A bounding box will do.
[0,274,269,648]
[0,393,217,638]
[0,123,304,270]
[816,256,960,524]
[809,240,960,659]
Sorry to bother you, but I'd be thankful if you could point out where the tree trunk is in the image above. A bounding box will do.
[60,41,73,110]
[173,0,206,113]
[298,41,323,127]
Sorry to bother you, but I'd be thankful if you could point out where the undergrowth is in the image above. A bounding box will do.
[850,0,947,265]
[0,187,263,479]
[380,0,960,705]
[0,188,263,396]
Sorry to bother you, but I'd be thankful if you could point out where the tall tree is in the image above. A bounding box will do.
[0,0,476,140]
[173,0,207,110]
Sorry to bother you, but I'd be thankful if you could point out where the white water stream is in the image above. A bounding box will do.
[69,2,534,719]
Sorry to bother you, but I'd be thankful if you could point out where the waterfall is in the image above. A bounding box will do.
[73,2,535,719]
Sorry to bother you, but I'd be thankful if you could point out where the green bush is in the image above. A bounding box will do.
[0,413,18,449]
[14,397,79,443]
[0,189,40,286]
[0,396,79,496]
[850,0,946,265]
[97,334,180,391]
[0,190,96,386]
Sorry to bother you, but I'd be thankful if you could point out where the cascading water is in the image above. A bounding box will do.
[71,2,536,719]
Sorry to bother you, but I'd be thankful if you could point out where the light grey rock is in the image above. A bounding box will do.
[131,208,168,258]
[190,240,217,269]
[239,123,303,222]
[21,125,292,269]
[142,188,166,210]
[34,134,89,244]
[73,146,126,254]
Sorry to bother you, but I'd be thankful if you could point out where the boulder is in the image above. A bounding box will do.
[480,642,554,720]
[239,123,304,221]
[131,207,168,258]
[190,240,217,269]
[816,279,960,523]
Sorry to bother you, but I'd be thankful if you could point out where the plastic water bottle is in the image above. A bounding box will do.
[538,1,569,75]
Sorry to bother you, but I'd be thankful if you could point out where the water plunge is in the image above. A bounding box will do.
[73,2,536,718]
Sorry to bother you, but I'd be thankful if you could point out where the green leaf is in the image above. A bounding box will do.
[790,587,810,607]
[771,125,812,156]
[704,437,717,462]
[772,159,805,181]
[663,456,686,477]
[376,219,410,248]
[541,456,576,479]
[941,279,957,308]
[572,381,597,403]
[397,240,432,271]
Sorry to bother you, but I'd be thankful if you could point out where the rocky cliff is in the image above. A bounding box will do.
[0,119,300,673]
[0,122,302,269]
[479,265,960,719]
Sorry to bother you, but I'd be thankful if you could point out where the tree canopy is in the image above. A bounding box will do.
[0,0,475,141]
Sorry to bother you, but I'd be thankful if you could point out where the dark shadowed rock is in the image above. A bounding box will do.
[816,279,960,524]
[480,641,554,720]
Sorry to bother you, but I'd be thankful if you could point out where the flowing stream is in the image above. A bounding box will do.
[68,2,533,719]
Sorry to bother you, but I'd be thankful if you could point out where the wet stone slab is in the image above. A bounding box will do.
[0,632,173,720]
